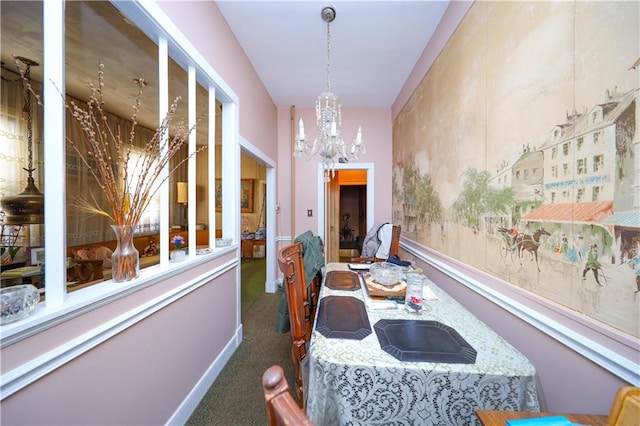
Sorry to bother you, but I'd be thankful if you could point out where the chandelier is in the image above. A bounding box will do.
[1,56,45,224]
[294,6,365,181]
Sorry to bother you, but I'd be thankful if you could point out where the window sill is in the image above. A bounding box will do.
[0,247,233,347]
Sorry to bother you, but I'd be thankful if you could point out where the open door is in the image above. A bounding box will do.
[325,175,340,263]
[324,169,368,263]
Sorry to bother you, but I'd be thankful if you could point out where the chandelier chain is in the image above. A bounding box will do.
[326,20,331,92]
[24,63,35,174]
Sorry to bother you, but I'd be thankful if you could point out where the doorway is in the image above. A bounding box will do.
[318,163,375,263]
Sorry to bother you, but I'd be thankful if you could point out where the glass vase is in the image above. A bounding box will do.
[111,225,140,282]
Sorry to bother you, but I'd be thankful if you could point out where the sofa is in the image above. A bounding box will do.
[66,229,213,284]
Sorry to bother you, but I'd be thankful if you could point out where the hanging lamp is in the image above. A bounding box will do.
[1,56,45,225]
[294,6,365,181]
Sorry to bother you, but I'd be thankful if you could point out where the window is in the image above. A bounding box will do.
[563,163,569,176]
[577,188,585,202]
[593,154,604,172]
[1,1,237,321]
[532,168,538,177]
[551,165,558,178]
[523,169,529,180]
[593,131,600,144]
[576,137,584,151]
[562,142,570,156]
[551,192,556,203]
[577,158,587,175]
[515,170,520,180]
[593,186,601,201]
[551,147,558,159]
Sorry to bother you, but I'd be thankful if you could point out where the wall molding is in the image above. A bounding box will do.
[402,239,639,386]
[0,259,239,400]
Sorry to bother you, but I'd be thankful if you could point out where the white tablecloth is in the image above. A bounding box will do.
[306,263,540,425]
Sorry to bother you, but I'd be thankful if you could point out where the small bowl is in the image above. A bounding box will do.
[369,262,403,286]
[1,284,40,325]
[216,238,232,247]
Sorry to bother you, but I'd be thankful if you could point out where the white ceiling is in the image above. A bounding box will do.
[216,1,450,109]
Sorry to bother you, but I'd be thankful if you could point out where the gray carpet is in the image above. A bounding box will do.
[186,264,296,425]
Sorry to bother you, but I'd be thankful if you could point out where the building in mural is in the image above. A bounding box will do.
[524,89,637,264]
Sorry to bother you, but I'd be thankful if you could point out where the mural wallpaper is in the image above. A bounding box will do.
[392,1,639,338]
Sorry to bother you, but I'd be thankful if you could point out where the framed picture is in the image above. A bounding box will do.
[241,179,254,213]
[215,179,222,212]
[215,179,254,213]
[28,246,45,265]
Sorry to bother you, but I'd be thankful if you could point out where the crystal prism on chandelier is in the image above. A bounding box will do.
[294,6,365,181]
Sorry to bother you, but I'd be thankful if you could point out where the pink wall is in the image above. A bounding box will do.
[277,107,393,241]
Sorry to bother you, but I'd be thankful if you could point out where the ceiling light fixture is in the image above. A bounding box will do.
[294,6,365,181]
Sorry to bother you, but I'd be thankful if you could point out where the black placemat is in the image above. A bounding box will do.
[325,270,360,291]
[316,296,371,340]
[373,319,477,363]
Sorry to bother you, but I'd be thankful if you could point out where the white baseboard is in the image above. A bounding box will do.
[167,323,243,425]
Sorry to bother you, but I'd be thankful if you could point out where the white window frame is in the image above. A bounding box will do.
[1,0,241,343]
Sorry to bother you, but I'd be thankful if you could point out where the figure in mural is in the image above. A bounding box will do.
[627,251,640,293]
[582,244,603,286]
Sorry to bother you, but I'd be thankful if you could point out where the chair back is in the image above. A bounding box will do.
[352,223,402,263]
[277,242,312,404]
[387,224,401,259]
[607,386,640,425]
[262,365,314,426]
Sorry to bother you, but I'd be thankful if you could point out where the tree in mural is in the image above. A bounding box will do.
[453,167,515,229]
[416,173,443,225]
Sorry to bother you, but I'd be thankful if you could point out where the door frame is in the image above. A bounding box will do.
[317,163,375,254]
[240,138,277,293]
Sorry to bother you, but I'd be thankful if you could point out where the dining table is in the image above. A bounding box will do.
[306,263,541,425]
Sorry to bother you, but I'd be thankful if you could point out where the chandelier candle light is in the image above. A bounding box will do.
[294,6,365,181]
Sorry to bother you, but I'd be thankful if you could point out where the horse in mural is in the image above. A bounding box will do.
[516,227,551,271]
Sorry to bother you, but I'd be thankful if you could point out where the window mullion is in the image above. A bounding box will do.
[43,0,66,307]
[208,86,216,245]
[188,66,196,254]
[158,37,170,266]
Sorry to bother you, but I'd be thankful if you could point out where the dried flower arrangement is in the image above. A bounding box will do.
[65,65,204,227]
[15,58,206,280]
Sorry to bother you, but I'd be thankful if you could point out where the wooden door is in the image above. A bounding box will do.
[325,173,340,263]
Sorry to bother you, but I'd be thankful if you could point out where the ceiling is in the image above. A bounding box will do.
[216,1,450,109]
[1,1,450,130]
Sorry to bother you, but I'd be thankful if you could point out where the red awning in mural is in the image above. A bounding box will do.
[522,201,614,223]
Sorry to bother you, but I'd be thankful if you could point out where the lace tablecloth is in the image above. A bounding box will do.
[306,263,540,425]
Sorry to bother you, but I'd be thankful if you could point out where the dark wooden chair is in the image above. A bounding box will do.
[351,223,401,263]
[262,365,314,426]
[277,242,313,406]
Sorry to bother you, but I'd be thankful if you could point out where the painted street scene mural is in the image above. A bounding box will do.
[392,2,639,338]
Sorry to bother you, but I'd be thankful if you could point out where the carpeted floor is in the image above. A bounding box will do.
[186,259,296,426]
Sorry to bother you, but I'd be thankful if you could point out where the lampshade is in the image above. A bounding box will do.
[177,182,188,204]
